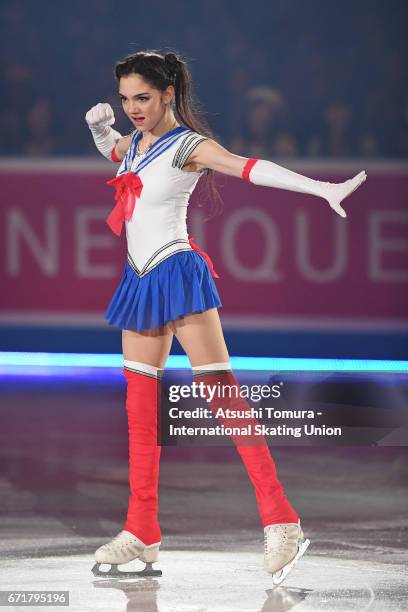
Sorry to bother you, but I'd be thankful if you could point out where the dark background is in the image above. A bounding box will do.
[1,0,407,159]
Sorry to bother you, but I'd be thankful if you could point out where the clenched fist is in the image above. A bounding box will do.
[85,102,122,160]
[85,102,116,128]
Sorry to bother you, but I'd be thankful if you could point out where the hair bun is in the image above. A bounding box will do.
[164,53,180,78]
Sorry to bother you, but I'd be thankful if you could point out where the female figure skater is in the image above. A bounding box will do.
[85,50,366,584]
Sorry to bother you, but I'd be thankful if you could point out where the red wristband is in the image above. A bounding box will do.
[242,158,258,181]
[111,146,121,162]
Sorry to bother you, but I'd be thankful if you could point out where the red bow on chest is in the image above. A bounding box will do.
[105,172,143,236]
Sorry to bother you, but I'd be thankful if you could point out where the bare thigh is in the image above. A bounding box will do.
[122,324,174,369]
[169,307,230,367]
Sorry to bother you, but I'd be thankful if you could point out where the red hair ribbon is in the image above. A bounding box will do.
[105,172,143,236]
[189,236,220,279]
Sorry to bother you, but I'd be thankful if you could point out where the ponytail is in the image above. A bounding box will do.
[114,49,224,220]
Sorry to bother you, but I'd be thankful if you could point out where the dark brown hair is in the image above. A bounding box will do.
[114,49,223,220]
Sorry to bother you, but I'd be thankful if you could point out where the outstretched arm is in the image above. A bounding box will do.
[190,139,367,218]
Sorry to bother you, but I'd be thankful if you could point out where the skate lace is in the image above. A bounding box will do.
[105,530,135,550]
[264,525,291,556]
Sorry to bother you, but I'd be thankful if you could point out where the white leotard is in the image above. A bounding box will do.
[115,126,208,277]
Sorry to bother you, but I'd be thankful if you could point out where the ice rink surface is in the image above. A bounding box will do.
[2,548,408,611]
[1,370,407,611]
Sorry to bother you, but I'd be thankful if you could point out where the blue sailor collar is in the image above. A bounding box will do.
[119,125,190,175]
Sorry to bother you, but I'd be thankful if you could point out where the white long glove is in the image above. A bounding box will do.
[85,103,123,160]
[246,159,367,218]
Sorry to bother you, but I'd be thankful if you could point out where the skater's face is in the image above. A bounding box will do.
[119,74,175,132]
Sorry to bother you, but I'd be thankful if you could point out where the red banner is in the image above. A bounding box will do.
[1,160,407,330]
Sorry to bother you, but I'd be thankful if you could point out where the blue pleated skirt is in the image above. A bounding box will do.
[104,250,222,331]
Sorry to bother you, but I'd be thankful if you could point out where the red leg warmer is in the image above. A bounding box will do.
[122,361,162,545]
[192,363,299,527]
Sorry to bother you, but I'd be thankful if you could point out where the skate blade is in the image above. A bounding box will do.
[92,562,162,578]
[271,538,310,587]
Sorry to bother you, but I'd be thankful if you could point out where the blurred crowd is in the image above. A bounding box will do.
[0,0,407,159]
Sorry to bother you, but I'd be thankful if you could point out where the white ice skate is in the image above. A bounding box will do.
[92,530,162,578]
[264,520,310,586]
